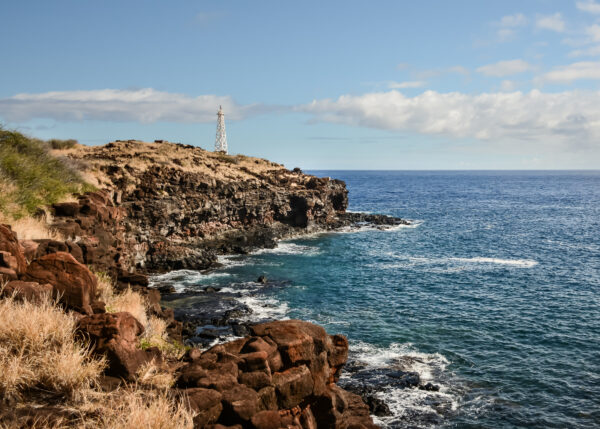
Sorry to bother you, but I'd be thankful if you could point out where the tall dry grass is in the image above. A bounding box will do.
[0,294,104,402]
[96,273,185,359]
[0,293,194,428]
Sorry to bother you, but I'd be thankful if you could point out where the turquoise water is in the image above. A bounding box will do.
[159,171,600,428]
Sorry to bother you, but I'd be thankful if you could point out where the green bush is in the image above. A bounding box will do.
[47,138,78,149]
[0,127,94,218]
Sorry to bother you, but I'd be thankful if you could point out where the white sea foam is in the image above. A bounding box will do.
[372,253,538,272]
[251,242,322,256]
[149,269,232,292]
[345,341,458,428]
[236,294,289,322]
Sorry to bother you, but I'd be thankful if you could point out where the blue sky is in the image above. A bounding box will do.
[1,0,600,169]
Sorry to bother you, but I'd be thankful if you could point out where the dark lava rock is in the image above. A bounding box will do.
[256,275,267,284]
[157,284,176,294]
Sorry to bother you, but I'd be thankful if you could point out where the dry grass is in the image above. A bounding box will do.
[94,389,195,429]
[104,287,148,328]
[135,359,175,389]
[0,387,195,429]
[8,214,65,241]
[0,294,105,402]
[96,277,184,358]
[0,292,194,428]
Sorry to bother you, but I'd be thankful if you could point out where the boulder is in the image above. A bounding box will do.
[77,312,147,380]
[272,365,314,409]
[34,239,84,264]
[23,252,98,314]
[182,388,223,427]
[0,224,27,277]
[1,280,53,302]
[220,385,261,424]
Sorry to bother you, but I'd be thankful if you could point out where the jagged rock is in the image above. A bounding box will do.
[77,312,149,380]
[23,252,98,314]
[33,239,84,263]
[257,275,267,284]
[174,320,377,428]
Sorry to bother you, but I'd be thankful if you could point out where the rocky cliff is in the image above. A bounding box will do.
[55,140,350,276]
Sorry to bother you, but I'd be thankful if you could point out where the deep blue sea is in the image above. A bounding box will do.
[155,171,600,428]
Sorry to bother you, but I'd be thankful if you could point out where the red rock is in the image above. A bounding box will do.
[23,252,97,314]
[239,371,273,391]
[34,239,84,264]
[299,406,317,429]
[220,385,261,424]
[0,224,27,275]
[240,351,270,373]
[20,240,39,262]
[251,320,315,367]
[250,410,282,429]
[77,312,147,380]
[257,386,278,411]
[182,387,222,427]
[1,280,53,302]
[272,365,314,409]
[0,266,18,282]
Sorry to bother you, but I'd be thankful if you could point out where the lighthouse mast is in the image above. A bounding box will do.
[215,105,228,154]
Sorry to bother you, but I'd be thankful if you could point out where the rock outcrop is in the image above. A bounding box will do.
[177,319,377,428]
[59,141,349,274]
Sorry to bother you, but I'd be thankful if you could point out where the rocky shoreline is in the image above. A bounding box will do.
[0,140,416,428]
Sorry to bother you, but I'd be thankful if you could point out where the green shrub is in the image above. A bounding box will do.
[47,138,78,149]
[0,127,94,218]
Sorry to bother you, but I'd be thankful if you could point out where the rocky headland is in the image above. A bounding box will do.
[1,139,410,428]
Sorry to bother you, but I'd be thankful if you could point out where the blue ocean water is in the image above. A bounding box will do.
[157,171,600,428]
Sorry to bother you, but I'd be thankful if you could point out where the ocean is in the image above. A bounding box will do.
[153,171,600,428]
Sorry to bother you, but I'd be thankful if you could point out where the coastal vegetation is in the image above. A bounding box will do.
[0,127,94,239]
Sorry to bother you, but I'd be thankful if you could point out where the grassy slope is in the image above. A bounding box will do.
[0,127,94,220]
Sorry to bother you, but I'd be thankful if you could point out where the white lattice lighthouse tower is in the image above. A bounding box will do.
[215,105,228,154]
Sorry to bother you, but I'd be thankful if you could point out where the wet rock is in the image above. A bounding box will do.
[256,275,267,284]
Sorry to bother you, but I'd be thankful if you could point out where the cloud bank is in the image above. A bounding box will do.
[0,88,266,123]
[300,90,600,145]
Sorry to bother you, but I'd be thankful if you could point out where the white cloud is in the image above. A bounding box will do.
[388,81,426,89]
[499,13,528,28]
[0,88,267,123]
[476,59,534,77]
[577,0,600,14]
[500,80,517,91]
[587,24,600,42]
[538,61,600,83]
[535,13,566,32]
[300,89,600,145]
[569,44,600,57]
[496,13,528,40]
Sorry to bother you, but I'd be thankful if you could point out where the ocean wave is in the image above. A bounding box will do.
[149,269,233,292]
[251,242,322,256]
[372,253,538,272]
[344,341,458,428]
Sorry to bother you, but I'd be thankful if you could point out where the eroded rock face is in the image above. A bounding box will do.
[0,224,27,281]
[23,252,98,315]
[177,320,378,428]
[57,141,348,273]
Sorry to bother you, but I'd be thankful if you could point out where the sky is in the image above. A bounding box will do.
[1,0,600,169]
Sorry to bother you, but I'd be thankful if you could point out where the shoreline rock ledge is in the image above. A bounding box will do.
[177,319,378,428]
